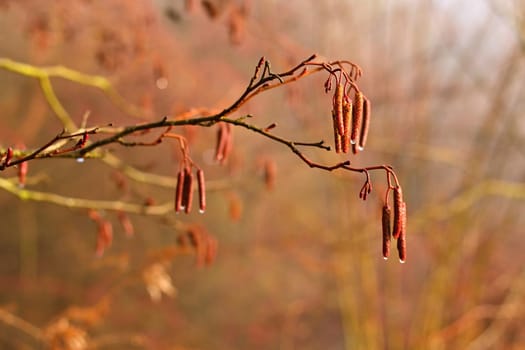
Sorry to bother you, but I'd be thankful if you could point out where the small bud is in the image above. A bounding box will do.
[4,147,13,166]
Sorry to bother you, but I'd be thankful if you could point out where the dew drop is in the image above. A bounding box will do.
[399,259,406,264]
[199,209,205,214]
[358,145,364,151]
[383,256,388,261]
[350,139,356,145]
[76,157,85,163]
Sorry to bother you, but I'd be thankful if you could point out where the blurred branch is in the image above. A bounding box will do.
[465,266,525,350]
[88,334,147,349]
[0,57,143,119]
[0,308,44,343]
[0,177,173,215]
[411,179,525,229]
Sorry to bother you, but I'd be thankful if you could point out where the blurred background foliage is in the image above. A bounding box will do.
[1,0,525,349]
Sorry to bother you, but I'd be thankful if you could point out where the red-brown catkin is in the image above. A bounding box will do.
[204,236,218,266]
[215,123,233,164]
[18,161,28,188]
[397,202,407,262]
[181,168,194,213]
[342,99,352,153]
[334,83,344,136]
[382,204,392,259]
[392,186,404,239]
[351,90,364,145]
[215,123,226,162]
[174,170,185,212]
[332,109,342,153]
[197,169,206,213]
[358,97,371,151]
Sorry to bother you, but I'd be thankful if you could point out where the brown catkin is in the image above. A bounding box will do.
[181,168,194,213]
[351,90,364,145]
[382,204,392,259]
[221,123,233,164]
[174,170,185,212]
[392,186,403,239]
[332,109,342,153]
[263,159,277,191]
[18,161,28,188]
[334,83,344,136]
[197,169,206,213]
[215,123,226,162]
[397,201,407,262]
[358,97,371,151]
[342,99,352,153]
[204,236,218,266]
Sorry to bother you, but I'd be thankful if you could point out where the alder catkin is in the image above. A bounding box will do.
[397,201,407,263]
[181,168,194,213]
[382,204,392,259]
[215,123,226,162]
[351,90,364,145]
[334,83,344,136]
[18,161,28,188]
[217,123,233,164]
[204,236,218,266]
[197,169,206,213]
[392,186,403,239]
[332,109,342,153]
[342,99,352,153]
[358,97,371,151]
[174,170,185,212]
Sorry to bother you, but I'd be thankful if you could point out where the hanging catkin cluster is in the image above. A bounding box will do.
[324,67,371,154]
[321,61,407,262]
[382,186,407,262]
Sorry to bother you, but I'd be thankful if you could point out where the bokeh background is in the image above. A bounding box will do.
[1,0,525,349]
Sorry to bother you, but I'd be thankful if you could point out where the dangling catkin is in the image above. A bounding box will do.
[197,169,206,213]
[342,99,352,153]
[334,83,344,136]
[174,170,185,212]
[358,97,371,151]
[351,90,364,145]
[332,109,342,153]
[181,168,194,213]
[397,202,407,263]
[392,186,403,239]
[382,204,392,259]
